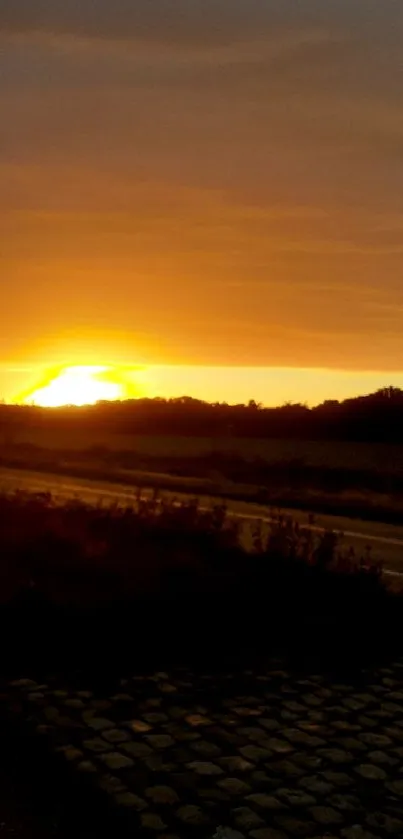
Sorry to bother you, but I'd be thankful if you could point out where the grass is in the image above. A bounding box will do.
[2,440,403,526]
[6,426,403,471]
[0,489,400,679]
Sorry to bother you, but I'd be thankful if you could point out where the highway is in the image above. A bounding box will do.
[1,466,403,578]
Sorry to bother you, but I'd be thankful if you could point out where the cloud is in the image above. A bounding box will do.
[1,1,402,45]
[1,2,403,372]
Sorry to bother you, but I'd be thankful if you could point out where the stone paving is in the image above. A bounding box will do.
[5,661,403,839]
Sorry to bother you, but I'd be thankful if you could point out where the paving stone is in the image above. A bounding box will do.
[328,706,350,718]
[57,746,83,762]
[333,720,361,732]
[282,729,325,748]
[259,719,281,733]
[234,707,262,718]
[99,774,127,795]
[310,806,343,825]
[274,814,316,836]
[240,746,272,763]
[122,741,154,758]
[245,794,285,810]
[299,775,334,796]
[302,694,324,707]
[145,786,179,805]
[36,725,54,737]
[190,740,222,758]
[341,827,380,839]
[64,699,85,710]
[359,733,393,748]
[218,778,252,796]
[327,794,361,813]
[319,748,354,765]
[77,761,97,774]
[388,691,403,701]
[307,711,327,723]
[249,831,287,839]
[232,807,264,831]
[198,787,230,803]
[126,719,152,733]
[281,710,298,722]
[366,812,403,834]
[115,792,148,810]
[146,735,175,750]
[176,805,209,826]
[219,757,254,773]
[159,683,178,694]
[283,701,306,713]
[382,702,403,714]
[293,753,323,771]
[102,728,130,744]
[277,788,316,808]
[367,750,398,767]
[111,694,133,703]
[187,761,223,776]
[141,813,167,832]
[384,726,403,742]
[270,759,304,778]
[266,738,294,754]
[83,737,113,754]
[356,764,387,781]
[145,757,177,773]
[386,779,403,796]
[211,829,245,839]
[101,752,134,771]
[297,722,329,735]
[169,707,188,720]
[355,694,376,705]
[90,699,113,712]
[144,713,169,724]
[143,697,163,707]
[87,717,114,732]
[336,737,367,753]
[357,714,378,728]
[172,729,201,743]
[239,727,271,742]
[185,714,212,727]
[170,745,194,764]
[44,707,62,722]
[323,771,352,788]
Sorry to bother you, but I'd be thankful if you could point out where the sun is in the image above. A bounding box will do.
[25,366,123,407]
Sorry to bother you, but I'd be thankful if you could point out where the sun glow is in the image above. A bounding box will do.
[25,366,123,407]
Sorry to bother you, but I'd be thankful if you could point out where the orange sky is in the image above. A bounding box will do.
[1,2,403,405]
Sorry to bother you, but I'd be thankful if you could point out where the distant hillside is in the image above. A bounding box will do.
[2,387,403,443]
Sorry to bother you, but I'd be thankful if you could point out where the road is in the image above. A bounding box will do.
[1,466,403,577]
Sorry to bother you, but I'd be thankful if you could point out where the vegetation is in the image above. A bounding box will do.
[3,386,403,442]
[0,489,399,678]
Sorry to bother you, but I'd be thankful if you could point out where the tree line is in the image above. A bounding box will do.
[2,387,403,443]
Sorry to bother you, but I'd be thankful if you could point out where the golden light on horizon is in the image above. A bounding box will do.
[24,366,123,407]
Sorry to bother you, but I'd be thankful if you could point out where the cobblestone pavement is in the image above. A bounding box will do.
[5,661,403,839]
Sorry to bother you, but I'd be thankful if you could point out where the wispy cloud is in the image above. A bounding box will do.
[1,1,403,372]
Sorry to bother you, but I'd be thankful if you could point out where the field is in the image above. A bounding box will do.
[3,425,403,528]
[6,425,403,472]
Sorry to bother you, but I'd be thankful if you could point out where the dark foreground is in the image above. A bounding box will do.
[3,663,403,839]
[1,491,403,836]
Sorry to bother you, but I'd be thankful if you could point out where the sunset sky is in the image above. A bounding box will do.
[1,2,403,406]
